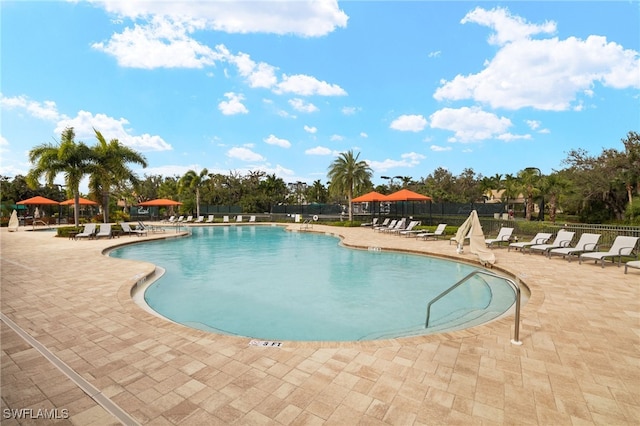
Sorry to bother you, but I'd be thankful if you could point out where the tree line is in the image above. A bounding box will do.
[1,129,638,225]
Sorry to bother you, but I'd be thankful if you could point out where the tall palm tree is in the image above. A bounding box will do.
[179,169,209,218]
[518,168,542,221]
[27,127,94,227]
[327,150,372,221]
[543,173,570,223]
[90,129,148,223]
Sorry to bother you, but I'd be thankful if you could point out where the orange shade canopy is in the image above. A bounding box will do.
[137,198,182,207]
[385,189,431,202]
[16,195,60,205]
[351,191,390,203]
[59,197,98,206]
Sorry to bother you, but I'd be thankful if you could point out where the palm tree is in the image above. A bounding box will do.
[179,169,209,218]
[327,150,372,221]
[90,129,148,223]
[518,168,543,221]
[543,173,570,223]
[27,127,94,227]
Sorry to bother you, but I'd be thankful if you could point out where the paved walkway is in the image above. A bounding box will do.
[1,223,638,425]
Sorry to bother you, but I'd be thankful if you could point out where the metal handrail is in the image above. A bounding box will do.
[425,269,522,345]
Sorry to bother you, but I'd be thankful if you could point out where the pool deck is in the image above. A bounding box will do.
[1,223,638,425]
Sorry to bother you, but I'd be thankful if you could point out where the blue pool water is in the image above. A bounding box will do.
[110,226,516,341]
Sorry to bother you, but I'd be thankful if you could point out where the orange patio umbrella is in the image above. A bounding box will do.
[137,198,182,207]
[385,188,432,201]
[351,191,390,203]
[60,197,98,206]
[16,195,60,205]
[385,189,432,217]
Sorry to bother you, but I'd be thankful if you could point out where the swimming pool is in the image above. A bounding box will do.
[111,226,517,341]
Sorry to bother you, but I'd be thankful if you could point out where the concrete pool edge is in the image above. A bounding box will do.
[110,223,537,348]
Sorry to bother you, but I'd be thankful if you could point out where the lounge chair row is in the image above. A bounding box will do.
[163,215,257,224]
[375,220,639,270]
[74,223,112,239]
[507,230,639,268]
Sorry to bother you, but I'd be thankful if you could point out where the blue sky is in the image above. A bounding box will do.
[2,1,639,190]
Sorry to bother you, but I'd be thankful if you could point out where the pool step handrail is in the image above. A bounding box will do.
[425,269,522,345]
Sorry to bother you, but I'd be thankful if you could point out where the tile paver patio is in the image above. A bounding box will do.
[1,223,638,425]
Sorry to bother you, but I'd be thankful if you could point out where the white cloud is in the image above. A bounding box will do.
[227,146,265,162]
[305,146,333,155]
[461,6,556,45]
[0,94,66,122]
[390,114,428,132]
[428,51,441,58]
[264,134,291,148]
[526,120,541,130]
[93,0,348,37]
[225,49,278,89]
[330,134,344,142]
[435,7,640,111]
[497,133,532,142]
[0,135,8,146]
[429,107,513,142]
[367,152,425,172]
[289,98,318,113]
[54,110,172,151]
[92,16,221,69]
[360,132,368,138]
[275,74,347,96]
[342,106,359,115]
[304,125,317,134]
[218,92,248,115]
[430,145,452,152]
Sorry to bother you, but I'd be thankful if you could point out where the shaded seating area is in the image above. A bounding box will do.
[485,227,514,248]
[547,233,600,261]
[578,236,639,268]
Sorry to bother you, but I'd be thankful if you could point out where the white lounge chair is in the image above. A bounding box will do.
[176,215,185,223]
[361,217,379,227]
[547,233,600,261]
[417,223,447,240]
[163,215,175,223]
[373,218,391,232]
[485,227,514,248]
[527,230,575,255]
[249,216,256,222]
[236,215,243,222]
[75,223,97,239]
[206,215,214,223]
[95,223,112,239]
[399,221,421,237]
[185,215,193,223]
[579,236,639,268]
[625,260,640,274]
[194,216,204,223]
[223,215,229,223]
[121,222,147,237]
[508,232,552,252]
[383,218,406,233]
